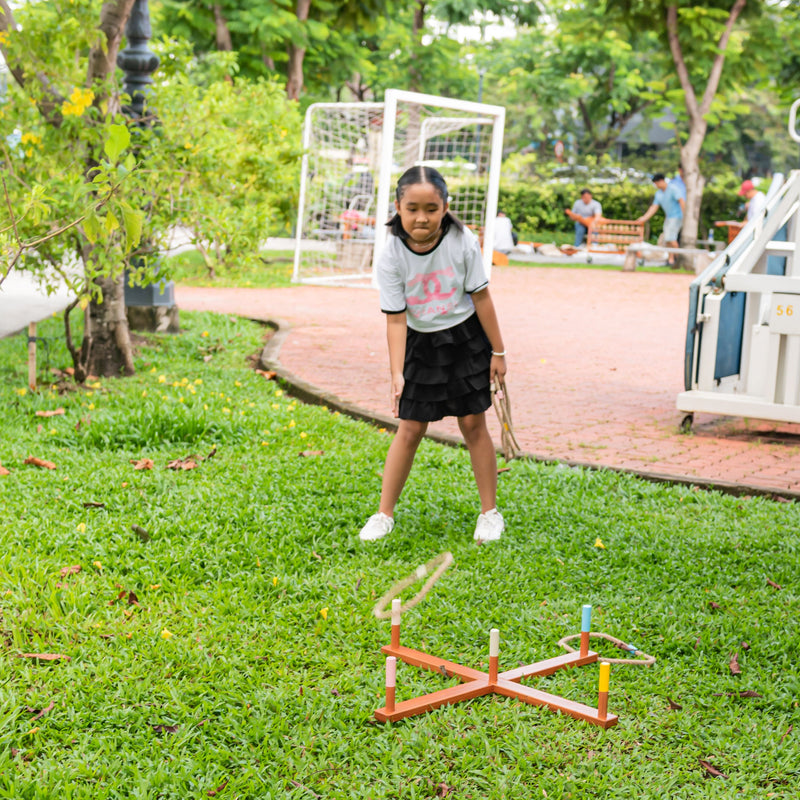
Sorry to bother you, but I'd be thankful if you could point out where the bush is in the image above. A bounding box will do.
[499,173,746,243]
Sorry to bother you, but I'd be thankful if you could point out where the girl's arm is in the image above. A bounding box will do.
[386,313,407,417]
[472,287,507,383]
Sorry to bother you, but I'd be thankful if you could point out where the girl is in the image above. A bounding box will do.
[359,166,508,543]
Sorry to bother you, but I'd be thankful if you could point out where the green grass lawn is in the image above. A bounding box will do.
[1,313,798,798]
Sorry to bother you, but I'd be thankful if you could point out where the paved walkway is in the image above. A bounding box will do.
[176,266,800,499]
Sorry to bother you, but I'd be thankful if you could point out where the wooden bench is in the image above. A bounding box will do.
[587,219,645,254]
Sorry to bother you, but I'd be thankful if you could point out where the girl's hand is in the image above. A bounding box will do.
[390,374,405,418]
[490,354,507,385]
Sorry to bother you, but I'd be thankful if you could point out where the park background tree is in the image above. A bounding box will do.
[0,0,301,379]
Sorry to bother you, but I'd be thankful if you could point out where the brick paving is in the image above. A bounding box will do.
[176,266,800,498]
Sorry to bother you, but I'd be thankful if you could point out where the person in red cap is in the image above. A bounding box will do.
[738,179,766,222]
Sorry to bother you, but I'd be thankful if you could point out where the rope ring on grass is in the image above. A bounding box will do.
[372,551,454,619]
[558,631,656,666]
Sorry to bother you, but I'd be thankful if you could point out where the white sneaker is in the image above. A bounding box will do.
[474,509,504,542]
[359,512,395,542]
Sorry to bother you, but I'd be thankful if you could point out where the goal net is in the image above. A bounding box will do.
[293,90,505,286]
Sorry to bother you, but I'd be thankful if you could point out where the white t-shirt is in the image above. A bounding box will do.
[377,225,489,333]
[493,215,515,253]
[746,191,766,222]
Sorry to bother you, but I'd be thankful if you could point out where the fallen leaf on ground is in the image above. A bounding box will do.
[712,690,762,698]
[781,725,793,742]
[709,601,722,610]
[130,458,154,470]
[729,652,741,675]
[24,456,56,470]
[59,565,82,577]
[131,524,151,542]
[35,408,65,418]
[151,723,179,734]
[167,457,198,470]
[0,464,9,476]
[699,759,728,779]
[255,369,276,380]
[766,579,783,590]
[82,501,105,508]
[299,450,324,457]
[667,696,683,710]
[17,653,71,662]
[207,780,228,797]
[27,700,55,721]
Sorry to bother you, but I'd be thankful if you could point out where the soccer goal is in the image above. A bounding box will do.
[293,90,505,286]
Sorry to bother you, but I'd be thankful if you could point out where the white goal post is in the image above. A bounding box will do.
[293,89,505,286]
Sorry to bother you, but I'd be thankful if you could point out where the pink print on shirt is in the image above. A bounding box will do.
[406,266,457,319]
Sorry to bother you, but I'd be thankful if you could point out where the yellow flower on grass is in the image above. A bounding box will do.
[274,389,283,397]
[93,560,103,570]
[201,331,209,338]
[272,576,278,586]
[299,432,307,439]
[594,537,606,549]
[234,381,242,387]
[158,375,166,383]
[15,387,27,396]
[194,379,203,385]
[161,628,173,640]
[76,523,86,533]
[0,31,9,45]
[319,608,328,620]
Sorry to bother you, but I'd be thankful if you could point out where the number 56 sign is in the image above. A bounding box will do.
[769,293,800,335]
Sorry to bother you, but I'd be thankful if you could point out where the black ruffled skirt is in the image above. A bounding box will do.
[399,313,492,422]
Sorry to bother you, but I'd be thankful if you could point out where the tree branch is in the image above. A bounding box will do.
[698,0,747,116]
[666,5,700,124]
[0,0,66,126]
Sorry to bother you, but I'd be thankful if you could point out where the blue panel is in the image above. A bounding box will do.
[714,291,745,380]
[767,223,788,276]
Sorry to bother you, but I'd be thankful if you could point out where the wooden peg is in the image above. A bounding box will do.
[385,656,397,713]
[391,598,401,649]
[489,628,499,683]
[597,661,610,720]
[580,605,592,657]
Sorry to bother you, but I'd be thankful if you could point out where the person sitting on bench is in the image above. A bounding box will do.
[565,189,603,247]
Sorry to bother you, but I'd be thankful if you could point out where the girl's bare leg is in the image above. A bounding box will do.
[458,412,497,512]
[379,419,428,516]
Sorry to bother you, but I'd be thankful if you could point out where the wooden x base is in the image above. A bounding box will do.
[375,643,618,729]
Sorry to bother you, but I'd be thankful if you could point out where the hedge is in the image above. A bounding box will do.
[498,179,745,243]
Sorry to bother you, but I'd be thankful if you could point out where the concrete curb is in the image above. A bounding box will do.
[253,315,799,504]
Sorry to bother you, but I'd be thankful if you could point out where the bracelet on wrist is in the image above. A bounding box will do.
[491,350,506,357]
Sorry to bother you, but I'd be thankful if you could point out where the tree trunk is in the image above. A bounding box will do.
[86,274,136,378]
[213,4,233,51]
[286,0,311,100]
[666,0,746,248]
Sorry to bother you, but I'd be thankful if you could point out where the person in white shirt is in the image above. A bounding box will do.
[738,179,767,222]
[359,166,508,544]
[493,212,516,254]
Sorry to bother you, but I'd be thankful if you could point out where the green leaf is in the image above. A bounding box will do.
[83,212,100,244]
[104,211,120,234]
[120,202,144,252]
[104,124,131,164]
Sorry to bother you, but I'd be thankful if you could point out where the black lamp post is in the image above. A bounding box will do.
[118,0,178,331]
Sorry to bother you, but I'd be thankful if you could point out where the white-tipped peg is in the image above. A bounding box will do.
[489,628,500,658]
[391,598,402,626]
